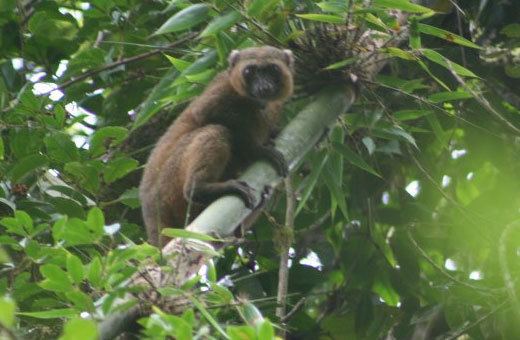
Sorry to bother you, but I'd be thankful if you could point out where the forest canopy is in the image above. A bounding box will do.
[0,0,519,339]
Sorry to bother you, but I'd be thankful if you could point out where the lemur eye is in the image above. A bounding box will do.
[265,64,280,74]
[243,65,256,77]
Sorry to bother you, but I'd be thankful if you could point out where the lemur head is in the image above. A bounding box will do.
[228,46,294,101]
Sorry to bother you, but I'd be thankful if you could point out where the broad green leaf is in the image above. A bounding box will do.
[333,143,381,178]
[0,296,16,328]
[103,157,139,184]
[257,319,275,339]
[416,58,450,91]
[153,4,210,35]
[48,197,85,219]
[17,308,77,319]
[117,187,140,208]
[227,326,255,340]
[236,299,264,326]
[65,291,94,311]
[60,318,98,340]
[40,264,73,292]
[421,49,478,78]
[373,0,433,13]
[418,23,480,49]
[428,90,472,103]
[44,133,79,163]
[66,254,84,284]
[89,126,128,157]
[208,282,234,304]
[86,207,104,235]
[87,257,102,289]
[161,228,220,242]
[200,10,241,37]
[501,23,520,38]
[46,185,89,206]
[394,109,433,121]
[64,161,101,193]
[52,217,99,246]
[9,154,48,183]
[296,14,344,24]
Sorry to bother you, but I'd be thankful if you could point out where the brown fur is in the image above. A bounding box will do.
[140,46,294,246]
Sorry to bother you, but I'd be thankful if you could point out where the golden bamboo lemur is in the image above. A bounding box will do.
[140,46,295,246]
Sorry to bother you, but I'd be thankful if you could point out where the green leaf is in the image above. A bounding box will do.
[428,90,472,103]
[161,228,219,242]
[117,187,141,208]
[17,308,78,319]
[48,197,86,219]
[501,23,520,38]
[394,109,433,121]
[52,217,100,246]
[64,161,101,193]
[104,157,139,184]
[89,126,128,157]
[9,154,48,183]
[190,296,229,339]
[373,0,433,13]
[65,291,94,311]
[296,154,328,216]
[228,326,256,340]
[60,318,98,340]
[44,132,80,163]
[40,264,73,292]
[153,4,210,35]
[87,257,103,289]
[384,47,416,61]
[317,1,348,14]
[333,143,381,178]
[66,254,84,284]
[201,10,241,37]
[163,55,192,71]
[257,319,275,340]
[323,161,349,220]
[324,57,358,70]
[86,207,104,235]
[296,14,344,24]
[237,299,264,326]
[421,49,478,78]
[0,296,16,328]
[247,0,281,16]
[418,23,481,49]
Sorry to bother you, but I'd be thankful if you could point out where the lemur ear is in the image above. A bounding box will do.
[228,50,240,68]
[282,49,294,69]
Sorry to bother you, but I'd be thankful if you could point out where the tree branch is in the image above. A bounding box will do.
[50,33,197,94]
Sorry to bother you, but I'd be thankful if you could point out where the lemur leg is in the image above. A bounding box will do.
[183,124,256,208]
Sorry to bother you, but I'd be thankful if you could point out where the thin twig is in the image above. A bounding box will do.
[407,229,495,292]
[445,60,520,135]
[48,32,197,94]
[445,300,508,340]
[281,297,306,323]
[276,177,296,332]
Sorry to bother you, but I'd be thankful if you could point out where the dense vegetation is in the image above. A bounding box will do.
[1,0,519,338]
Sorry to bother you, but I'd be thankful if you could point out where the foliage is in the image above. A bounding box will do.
[1,0,519,339]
